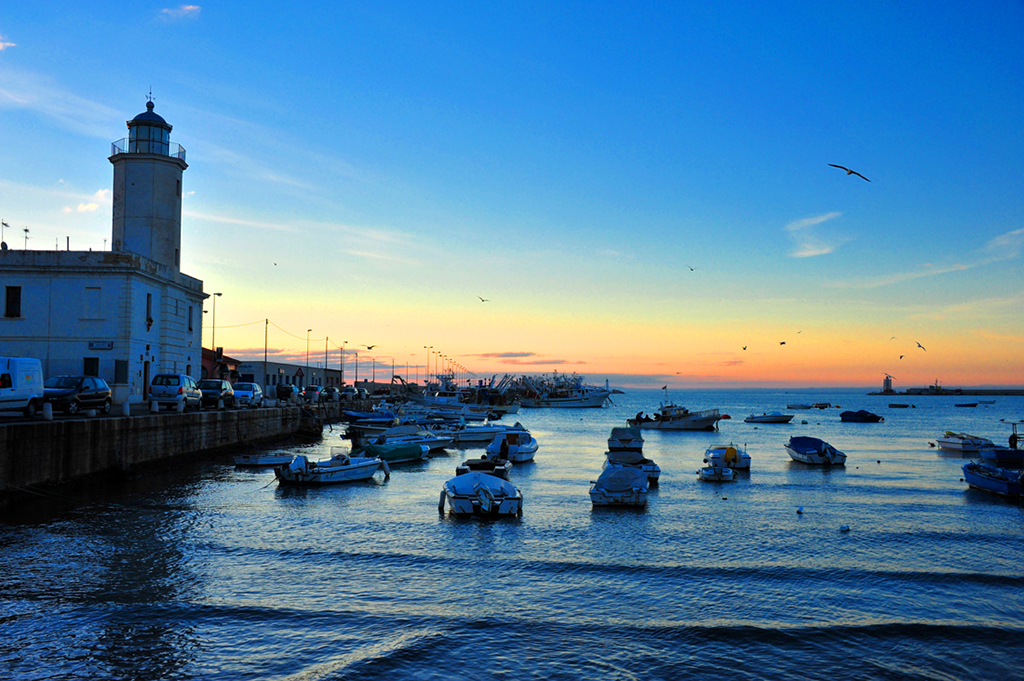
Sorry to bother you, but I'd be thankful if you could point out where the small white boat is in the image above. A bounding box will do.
[455,453,513,480]
[784,436,847,465]
[589,467,649,506]
[447,421,511,444]
[484,424,538,463]
[234,452,295,467]
[936,431,994,452]
[363,424,453,452]
[439,471,523,516]
[698,465,735,482]
[704,444,751,470]
[602,450,660,484]
[744,412,794,424]
[274,452,390,485]
[607,426,644,452]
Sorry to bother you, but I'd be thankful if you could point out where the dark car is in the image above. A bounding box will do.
[301,385,323,403]
[198,379,236,408]
[320,387,340,402]
[44,375,113,414]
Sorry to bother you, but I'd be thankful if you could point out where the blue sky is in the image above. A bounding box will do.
[2,2,1022,388]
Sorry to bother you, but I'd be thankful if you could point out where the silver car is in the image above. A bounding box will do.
[149,374,203,410]
[233,382,264,408]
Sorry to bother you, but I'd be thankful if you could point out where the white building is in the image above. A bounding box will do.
[0,100,207,404]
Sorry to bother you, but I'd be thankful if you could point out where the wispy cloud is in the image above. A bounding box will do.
[341,249,421,266]
[0,35,15,50]
[471,352,539,359]
[785,212,848,258]
[159,5,201,20]
[0,66,121,138]
[837,226,1024,289]
[183,210,298,233]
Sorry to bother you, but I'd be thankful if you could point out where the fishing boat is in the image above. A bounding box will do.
[607,426,644,453]
[704,443,751,470]
[978,445,1024,466]
[935,431,994,452]
[274,452,390,485]
[347,443,429,465]
[518,373,612,408]
[698,465,736,482]
[439,471,523,516]
[589,467,649,506]
[627,387,721,431]
[602,450,660,484]
[485,424,539,463]
[962,462,1023,497]
[840,409,884,423]
[744,412,794,424]
[784,436,847,465]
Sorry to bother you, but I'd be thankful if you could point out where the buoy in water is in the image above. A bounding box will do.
[839,525,850,533]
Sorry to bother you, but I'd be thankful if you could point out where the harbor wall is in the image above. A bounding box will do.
[0,400,367,505]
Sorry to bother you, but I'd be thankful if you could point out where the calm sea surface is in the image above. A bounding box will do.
[3,388,1023,680]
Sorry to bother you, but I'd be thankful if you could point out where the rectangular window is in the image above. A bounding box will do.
[85,286,101,318]
[146,293,152,318]
[83,357,99,377]
[176,179,181,198]
[4,286,21,318]
[188,305,193,331]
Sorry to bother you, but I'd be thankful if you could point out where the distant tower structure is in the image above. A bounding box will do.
[109,99,188,270]
[883,374,894,394]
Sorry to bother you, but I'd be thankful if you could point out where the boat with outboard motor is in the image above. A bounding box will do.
[355,424,453,452]
[703,443,751,470]
[840,409,884,423]
[627,387,721,431]
[697,465,736,482]
[589,466,649,506]
[607,426,644,453]
[274,451,390,485]
[784,436,847,465]
[936,431,994,452]
[439,471,523,516]
[744,412,794,424]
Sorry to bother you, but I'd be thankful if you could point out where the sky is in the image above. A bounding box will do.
[1,2,1023,390]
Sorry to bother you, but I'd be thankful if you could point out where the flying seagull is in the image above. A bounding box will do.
[742,346,747,351]
[780,341,786,345]
[900,355,904,360]
[362,344,377,350]
[829,164,871,182]
[686,265,696,271]
[477,296,490,302]
[916,342,926,351]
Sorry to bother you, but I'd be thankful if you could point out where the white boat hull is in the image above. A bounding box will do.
[698,466,735,482]
[275,455,389,484]
[589,487,648,506]
[440,472,522,516]
[936,433,993,451]
[521,390,611,408]
[704,444,751,470]
[234,453,294,467]
[784,446,847,466]
[628,411,721,431]
[602,459,660,484]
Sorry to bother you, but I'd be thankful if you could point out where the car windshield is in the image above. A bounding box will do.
[198,380,221,389]
[45,376,82,389]
[152,375,180,386]
[234,384,253,391]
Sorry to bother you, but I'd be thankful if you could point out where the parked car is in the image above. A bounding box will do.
[301,385,323,403]
[0,356,45,417]
[355,387,369,399]
[233,382,264,408]
[44,375,113,414]
[198,379,236,408]
[275,384,295,401]
[339,387,357,401]
[321,386,340,402]
[150,374,203,411]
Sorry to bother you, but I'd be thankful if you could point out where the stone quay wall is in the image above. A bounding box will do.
[0,400,363,504]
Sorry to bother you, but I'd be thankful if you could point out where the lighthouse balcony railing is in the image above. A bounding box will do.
[110,138,187,162]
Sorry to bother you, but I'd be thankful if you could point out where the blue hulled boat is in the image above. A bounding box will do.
[962,462,1023,498]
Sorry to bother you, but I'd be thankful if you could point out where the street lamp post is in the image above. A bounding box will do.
[342,340,347,386]
[211,292,222,351]
[306,329,312,389]
[423,346,432,387]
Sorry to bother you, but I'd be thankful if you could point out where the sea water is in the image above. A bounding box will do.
[2,388,1023,680]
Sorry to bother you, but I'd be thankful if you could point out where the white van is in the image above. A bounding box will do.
[0,357,45,417]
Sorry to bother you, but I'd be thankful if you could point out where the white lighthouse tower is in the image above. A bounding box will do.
[109,99,188,270]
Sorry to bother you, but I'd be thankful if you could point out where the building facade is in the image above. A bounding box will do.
[0,100,206,404]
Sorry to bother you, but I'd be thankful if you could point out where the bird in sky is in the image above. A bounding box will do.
[916,342,926,351]
[829,164,871,182]
[780,341,786,345]
[362,344,377,350]
[686,265,696,271]
[742,346,747,351]
[900,355,904,360]
[890,336,897,340]
[477,296,490,302]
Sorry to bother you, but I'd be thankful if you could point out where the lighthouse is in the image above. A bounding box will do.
[109,99,188,270]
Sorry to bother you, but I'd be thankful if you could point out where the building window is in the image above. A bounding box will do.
[146,293,152,318]
[4,286,21,318]
[176,179,181,198]
[175,248,180,268]
[83,357,99,377]
[188,305,193,331]
[85,287,101,318]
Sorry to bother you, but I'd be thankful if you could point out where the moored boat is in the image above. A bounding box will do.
[840,409,884,423]
[602,449,660,484]
[607,426,644,453]
[936,431,994,452]
[787,404,813,410]
[484,424,538,463]
[704,443,751,470]
[589,467,649,506]
[744,412,794,424]
[517,373,612,408]
[455,452,513,480]
[962,461,1023,497]
[698,465,735,482]
[234,451,295,467]
[347,443,429,465]
[439,471,523,516]
[785,436,847,465]
[274,452,390,485]
[627,388,721,431]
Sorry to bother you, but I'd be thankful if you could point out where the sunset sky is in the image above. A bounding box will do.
[2,2,1022,389]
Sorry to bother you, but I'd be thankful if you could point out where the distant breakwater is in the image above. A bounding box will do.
[867,389,1024,396]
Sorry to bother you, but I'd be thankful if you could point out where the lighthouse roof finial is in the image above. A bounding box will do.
[128,92,170,129]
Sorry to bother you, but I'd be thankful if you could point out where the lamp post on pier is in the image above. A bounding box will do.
[306,329,312,389]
